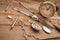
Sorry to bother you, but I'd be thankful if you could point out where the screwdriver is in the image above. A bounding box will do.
[10,16,18,30]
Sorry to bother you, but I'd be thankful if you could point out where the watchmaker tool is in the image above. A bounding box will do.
[50,22,60,31]
[39,1,56,18]
[13,8,31,16]
[31,22,42,31]
[48,17,60,32]
[20,23,41,40]
[36,15,54,29]
[54,24,60,31]
[10,16,18,30]
[19,2,33,13]
[42,26,52,34]
[31,15,38,20]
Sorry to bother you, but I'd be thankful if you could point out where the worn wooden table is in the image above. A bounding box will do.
[0,0,60,40]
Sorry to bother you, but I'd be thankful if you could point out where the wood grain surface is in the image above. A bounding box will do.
[0,0,60,40]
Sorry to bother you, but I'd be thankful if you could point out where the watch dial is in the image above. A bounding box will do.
[39,3,55,18]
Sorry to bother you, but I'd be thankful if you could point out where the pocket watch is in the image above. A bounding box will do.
[39,1,56,18]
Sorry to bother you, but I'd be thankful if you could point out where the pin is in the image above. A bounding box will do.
[31,22,42,31]
[42,26,51,34]
[10,16,18,30]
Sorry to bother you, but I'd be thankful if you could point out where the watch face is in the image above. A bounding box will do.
[39,3,55,18]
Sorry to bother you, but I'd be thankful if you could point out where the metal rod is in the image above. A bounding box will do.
[19,2,33,13]
[10,16,18,30]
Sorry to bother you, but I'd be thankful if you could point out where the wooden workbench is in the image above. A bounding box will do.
[0,0,60,40]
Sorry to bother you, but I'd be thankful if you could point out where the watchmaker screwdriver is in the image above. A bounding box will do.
[10,16,18,30]
[19,2,33,13]
[13,8,32,16]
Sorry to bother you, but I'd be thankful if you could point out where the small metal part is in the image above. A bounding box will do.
[13,8,31,16]
[10,16,18,30]
[20,11,31,16]
[21,25,30,40]
[8,15,12,19]
[20,23,41,40]
[23,32,28,38]
[31,22,42,31]
[31,15,38,20]
[42,26,51,34]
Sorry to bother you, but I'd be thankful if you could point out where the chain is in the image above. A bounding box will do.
[20,24,32,40]
[20,23,42,40]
